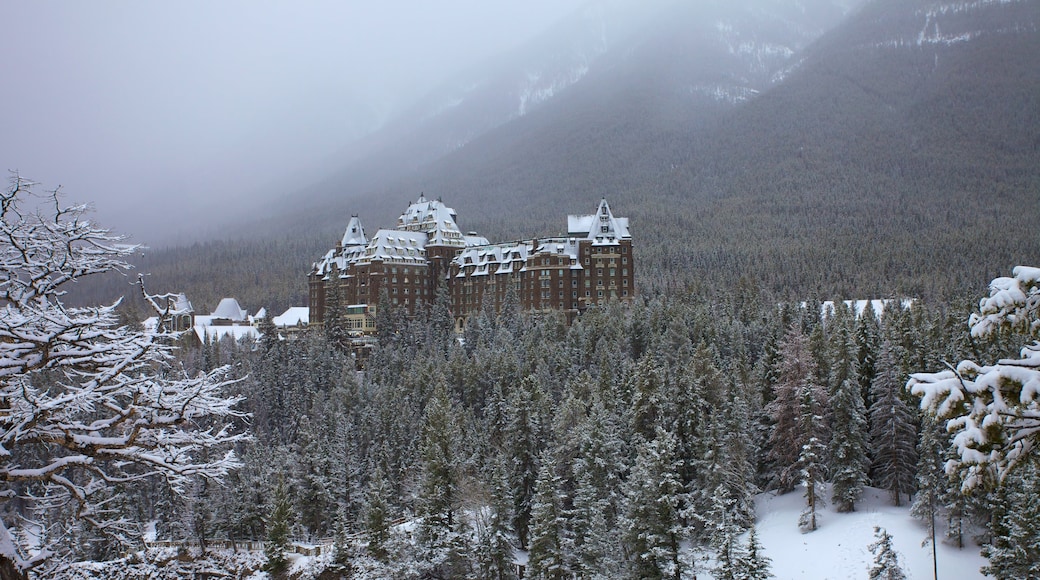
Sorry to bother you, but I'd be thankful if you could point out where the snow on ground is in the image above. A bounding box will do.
[755,485,986,579]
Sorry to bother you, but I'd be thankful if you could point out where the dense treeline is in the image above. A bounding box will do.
[59,286,1039,578]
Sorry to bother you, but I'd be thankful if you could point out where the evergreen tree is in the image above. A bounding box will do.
[506,376,544,550]
[475,459,518,580]
[709,485,746,580]
[738,524,773,580]
[981,461,1040,579]
[829,373,869,512]
[869,340,918,506]
[264,479,293,578]
[867,526,907,580]
[363,466,392,562]
[910,414,947,559]
[527,452,566,580]
[828,319,869,512]
[417,381,464,548]
[621,429,685,580]
[568,461,620,579]
[797,379,828,532]
[766,327,820,493]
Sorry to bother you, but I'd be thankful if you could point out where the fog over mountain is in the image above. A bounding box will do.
[0,0,585,244]
[16,0,1040,311]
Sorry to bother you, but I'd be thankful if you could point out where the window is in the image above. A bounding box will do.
[610,269,615,276]
[572,291,577,298]
[600,225,609,232]
[623,269,628,276]
[572,279,577,287]
[622,246,627,254]
[597,269,603,276]
[598,290,604,297]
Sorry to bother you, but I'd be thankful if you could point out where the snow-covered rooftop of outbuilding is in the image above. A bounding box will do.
[273,307,309,327]
[211,297,248,321]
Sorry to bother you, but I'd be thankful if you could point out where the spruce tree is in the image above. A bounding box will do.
[476,459,518,580]
[417,381,463,549]
[868,526,907,580]
[621,429,685,580]
[828,380,866,512]
[767,326,820,493]
[264,479,293,578]
[869,341,918,506]
[738,524,773,580]
[527,453,566,580]
[981,462,1040,579]
[828,322,869,512]
[797,380,828,532]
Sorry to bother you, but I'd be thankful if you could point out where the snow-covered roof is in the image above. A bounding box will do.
[273,307,309,328]
[341,215,368,247]
[396,195,467,247]
[567,198,631,244]
[165,293,193,315]
[453,237,581,276]
[211,298,248,321]
[357,229,429,265]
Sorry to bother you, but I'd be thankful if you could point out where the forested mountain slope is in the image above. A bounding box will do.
[76,0,1039,312]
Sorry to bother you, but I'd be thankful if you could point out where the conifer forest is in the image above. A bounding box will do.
[9,176,1036,579]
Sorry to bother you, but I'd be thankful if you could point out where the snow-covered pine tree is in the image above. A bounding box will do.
[797,379,829,532]
[263,478,293,578]
[855,301,882,405]
[869,340,918,506]
[568,460,620,579]
[708,485,747,580]
[738,524,773,580]
[909,266,1040,489]
[867,526,907,580]
[417,380,464,548]
[475,458,518,580]
[910,413,947,556]
[527,452,567,580]
[363,465,392,562]
[980,461,1040,579]
[506,375,544,550]
[767,326,820,494]
[828,321,869,512]
[621,429,685,580]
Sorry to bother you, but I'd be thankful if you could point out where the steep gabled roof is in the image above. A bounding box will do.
[567,198,631,244]
[341,215,368,247]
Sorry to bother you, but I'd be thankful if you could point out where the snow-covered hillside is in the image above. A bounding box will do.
[754,485,985,580]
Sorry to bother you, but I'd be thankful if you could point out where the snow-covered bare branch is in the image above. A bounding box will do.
[0,174,248,577]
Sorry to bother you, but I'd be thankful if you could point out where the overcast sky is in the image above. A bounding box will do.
[0,1,586,243]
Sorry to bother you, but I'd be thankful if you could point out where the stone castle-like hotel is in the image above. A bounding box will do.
[309,196,634,333]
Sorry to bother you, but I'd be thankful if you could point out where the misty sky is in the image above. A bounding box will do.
[0,1,585,243]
